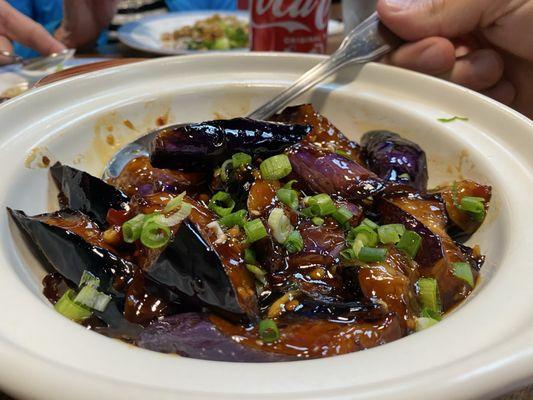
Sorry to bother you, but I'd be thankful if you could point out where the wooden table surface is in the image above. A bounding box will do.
[1,4,531,399]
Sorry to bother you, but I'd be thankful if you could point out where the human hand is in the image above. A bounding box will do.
[55,0,120,50]
[377,0,533,119]
[0,0,65,58]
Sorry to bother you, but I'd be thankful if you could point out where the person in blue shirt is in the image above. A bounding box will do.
[5,0,238,58]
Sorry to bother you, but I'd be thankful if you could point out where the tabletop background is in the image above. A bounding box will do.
[1,3,531,399]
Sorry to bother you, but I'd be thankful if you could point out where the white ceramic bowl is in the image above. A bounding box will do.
[0,53,532,400]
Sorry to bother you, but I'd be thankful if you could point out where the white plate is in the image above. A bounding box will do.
[118,10,344,55]
[0,53,532,400]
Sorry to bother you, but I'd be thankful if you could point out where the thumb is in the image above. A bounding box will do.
[376,0,504,40]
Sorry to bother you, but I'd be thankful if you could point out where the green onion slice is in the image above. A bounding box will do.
[347,225,378,247]
[260,154,292,180]
[452,262,475,287]
[415,317,439,331]
[122,214,145,243]
[340,248,357,261]
[417,277,441,313]
[283,180,297,189]
[258,319,280,343]
[163,191,186,213]
[244,248,257,264]
[421,307,442,321]
[219,209,247,228]
[246,264,267,285]
[378,224,405,244]
[458,196,486,222]
[244,219,268,243]
[154,202,192,227]
[276,188,299,210]
[312,217,324,226]
[268,208,293,244]
[74,285,111,312]
[79,270,100,289]
[284,231,304,254]
[396,230,422,258]
[220,159,233,182]
[54,289,92,322]
[360,218,379,230]
[140,219,172,249]
[331,206,353,225]
[357,247,388,262]
[208,191,235,217]
[232,152,252,168]
[307,193,337,216]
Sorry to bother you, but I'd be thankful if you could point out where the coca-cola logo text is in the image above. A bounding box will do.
[252,0,330,32]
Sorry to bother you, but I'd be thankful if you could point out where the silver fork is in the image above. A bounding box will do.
[103,12,400,179]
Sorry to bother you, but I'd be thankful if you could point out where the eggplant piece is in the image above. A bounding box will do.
[287,143,384,201]
[50,162,129,228]
[378,195,477,310]
[271,104,365,165]
[292,297,388,323]
[140,199,259,320]
[150,118,311,170]
[436,180,492,241]
[108,156,206,197]
[361,130,428,192]
[358,245,420,332]
[137,313,293,362]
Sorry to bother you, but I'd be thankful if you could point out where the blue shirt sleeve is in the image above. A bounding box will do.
[166,0,237,11]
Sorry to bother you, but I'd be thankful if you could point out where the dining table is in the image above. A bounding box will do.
[0,4,531,400]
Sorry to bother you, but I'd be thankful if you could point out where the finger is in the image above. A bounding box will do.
[0,35,13,65]
[453,34,481,58]
[376,0,498,41]
[0,2,65,55]
[443,48,504,91]
[383,37,456,75]
[480,80,516,106]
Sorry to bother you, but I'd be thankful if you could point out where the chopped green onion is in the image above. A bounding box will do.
[246,264,267,284]
[283,180,297,189]
[54,289,92,322]
[335,149,350,158]
[208,191,235,217]
[352,238,364,256]
[284,231,304,254]
[360,218,379,230]
[307,194,337,216]
[452,262,475,287]
[79,270,99,288]
[260,154,292,180]
[244,219,268,243]
[122,214,145,243]
[331,206,353,225]
[378,224,405,244]
[268,208,293,244]
[312,217,324,226]
[396,230,422,258]
[232,152,252,168]
[244,248,257,264]
[140,219,172,249]
[276,188,299,210]
[421,307,442,321]
[154,202,192,227]
[74,285,111,312]
[258,319,280,343]
[357,247,388,262]
[164,191,186,213]
[417,277,441,313]
[416,317,439,331]
[220,159,233,182]
[300,206,317,218]
[458,196,486,222]
[219,209,247,228]
[437,116,469,123]
[340,248,357,261]
[347,225,378,247]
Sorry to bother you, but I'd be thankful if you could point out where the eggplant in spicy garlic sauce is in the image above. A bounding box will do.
[9,104,491,361]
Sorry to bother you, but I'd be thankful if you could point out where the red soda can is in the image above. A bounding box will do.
[250,0,331,54]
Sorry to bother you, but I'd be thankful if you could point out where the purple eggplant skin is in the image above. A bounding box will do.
[150,118,311,170]
[137,313,293,362]
[361,131,428,193]
[50,163,129,228]
[287,143,384,201]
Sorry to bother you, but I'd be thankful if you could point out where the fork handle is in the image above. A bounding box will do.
[247,12,400,121]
